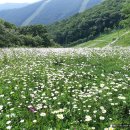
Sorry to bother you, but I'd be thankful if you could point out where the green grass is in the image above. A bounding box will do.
[75,29,128,48]
[114,32,130,47]
[0,49,130,130]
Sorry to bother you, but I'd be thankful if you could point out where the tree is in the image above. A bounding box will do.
[120,1,130,28]
[19,25,54,47]
[48,0,125,45]
[0,19,55,47]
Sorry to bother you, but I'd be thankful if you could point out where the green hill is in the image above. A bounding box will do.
[0,0,129,48]
[0,19,55,47]
[114,31,130,47]
[75,29,130,47]
[48,0,126,46]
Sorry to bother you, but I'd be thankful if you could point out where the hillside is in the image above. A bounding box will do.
[0,0,130,129]
[0,0,103,26]
[0,0,129,48]
[75,29,129,47]
[0,3,28,11]
[48,0,126,46]
[0,19,55,47]
[114,31,130,47]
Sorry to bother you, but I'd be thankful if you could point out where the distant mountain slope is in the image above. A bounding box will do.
[79,0,104,13]
[22,0,52,26]
[0,2,43,26]
[48,0,125,46]
[0,3,28,11]
[29,0,83,25]
[0,0,103,26]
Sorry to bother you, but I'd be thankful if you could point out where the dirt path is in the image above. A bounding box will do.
[106,31,130,47]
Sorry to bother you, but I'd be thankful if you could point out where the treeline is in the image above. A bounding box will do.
[120,0,130,28]
[0,19,56,47]
[48,0,126,46]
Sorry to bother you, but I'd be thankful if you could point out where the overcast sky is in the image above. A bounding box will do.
[0,0,41,4]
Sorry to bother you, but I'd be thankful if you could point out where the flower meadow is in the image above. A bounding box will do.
[0,48,130,130]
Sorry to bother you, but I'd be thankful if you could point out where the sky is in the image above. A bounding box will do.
[0,0,40,4]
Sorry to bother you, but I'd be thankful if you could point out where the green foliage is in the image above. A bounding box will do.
[114,31,130,46]
[19,25,47,36]
[48,0,126,46]
[120,1,130,28]
[19,25,54,47]
[0,19,56,47]
[75,29,128,47]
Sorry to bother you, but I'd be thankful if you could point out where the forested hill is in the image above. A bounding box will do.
[0,19,55,47]
[0,0,129,48]
[48,0,126,46]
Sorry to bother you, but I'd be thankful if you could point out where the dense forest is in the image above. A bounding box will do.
[48,0,126,46]
[0,20,56,47]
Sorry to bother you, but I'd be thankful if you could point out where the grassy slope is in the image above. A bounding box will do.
[75,29,130,48]
[114,31,130,47]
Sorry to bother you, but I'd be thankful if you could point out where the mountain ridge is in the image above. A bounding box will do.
[21,0,52,26]
[0,3,28,11]
[0,0,103,26]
